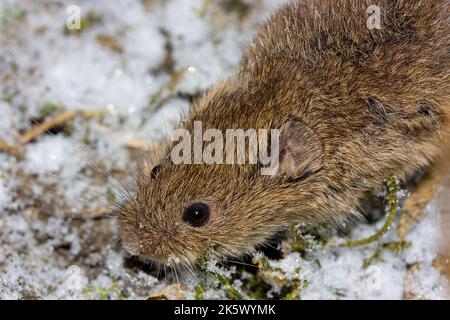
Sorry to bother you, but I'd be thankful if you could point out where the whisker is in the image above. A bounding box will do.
[224,259,260,269]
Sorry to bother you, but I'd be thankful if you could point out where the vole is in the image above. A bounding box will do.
[119,0,450,266]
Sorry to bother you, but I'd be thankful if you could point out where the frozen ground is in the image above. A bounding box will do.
[0,0,448,299]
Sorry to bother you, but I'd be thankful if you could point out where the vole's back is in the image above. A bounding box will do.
[245,0,449,72]
[226,0,449,219]
[242,0,450,125]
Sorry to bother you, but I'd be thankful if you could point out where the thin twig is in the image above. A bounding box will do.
[20,110,104,144]
[0,139,24,159]
[122,138,150,150]
[340,177,400,248]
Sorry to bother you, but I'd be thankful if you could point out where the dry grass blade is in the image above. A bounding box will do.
[0,139,24,159]
[20,110,105,144]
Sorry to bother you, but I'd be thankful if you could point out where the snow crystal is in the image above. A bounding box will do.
[24,135,86,179]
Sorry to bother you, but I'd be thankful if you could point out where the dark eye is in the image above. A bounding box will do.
[151,165,160,180]
[183,202,210,227]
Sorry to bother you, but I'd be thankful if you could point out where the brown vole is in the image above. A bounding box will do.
[119,0,450,266]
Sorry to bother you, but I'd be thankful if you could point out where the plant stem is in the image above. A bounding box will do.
[341,177,400,248]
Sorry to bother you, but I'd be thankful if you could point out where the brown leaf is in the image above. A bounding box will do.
[147,284,188,300]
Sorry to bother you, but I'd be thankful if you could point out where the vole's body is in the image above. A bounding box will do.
[119,0,450,265]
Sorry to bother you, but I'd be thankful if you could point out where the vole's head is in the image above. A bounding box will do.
[119,93,324,267]
[119,159,264,265]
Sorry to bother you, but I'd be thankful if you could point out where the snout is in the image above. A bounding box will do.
[120,231,177,264]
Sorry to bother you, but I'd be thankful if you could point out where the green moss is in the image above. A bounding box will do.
[252,256,308,300]
[244,276,271,299]
[195,257,244,300]
[282,282,302,300]
[290,226,309,253]
[219,0,252,20]
[341,176,400,248]
[363,241,411,268]
[1,6,26,30]
[83,281,124,300]
[290,226,322,255]
[197,0,252,22]
[194,283,208,300]
[80,11,103,30]
[216,274,244,300]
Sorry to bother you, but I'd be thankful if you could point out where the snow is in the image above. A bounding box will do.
[0,179,11,211]
[24,135,86,178]
[290,200,447,300]
[0,0,448,300]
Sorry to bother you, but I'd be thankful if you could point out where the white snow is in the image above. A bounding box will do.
[0,179,11,212]
[24,135,86,178]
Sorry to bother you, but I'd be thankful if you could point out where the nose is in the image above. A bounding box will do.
[122,241,141,256]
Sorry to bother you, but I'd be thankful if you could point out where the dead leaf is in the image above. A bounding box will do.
[147,284,188,300]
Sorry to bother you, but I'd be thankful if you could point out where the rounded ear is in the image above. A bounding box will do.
[275,119,324,179]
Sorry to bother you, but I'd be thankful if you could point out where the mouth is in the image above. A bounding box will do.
[166,254,182,266]
[119,235,141,256]
[122,241,197,266]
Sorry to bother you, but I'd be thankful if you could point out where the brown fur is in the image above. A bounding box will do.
[119,0,450,265]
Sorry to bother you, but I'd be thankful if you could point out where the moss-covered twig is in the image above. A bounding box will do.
[252,255,307,300]
[341,177,400,248]
[196,257,244,300]
[216,274,244,300]
[362,241,411,268]
[290,226,310,253]
[83,281,124,300]
[282,278,303,300]
[289,226,320,254]
[194,283,208,300]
